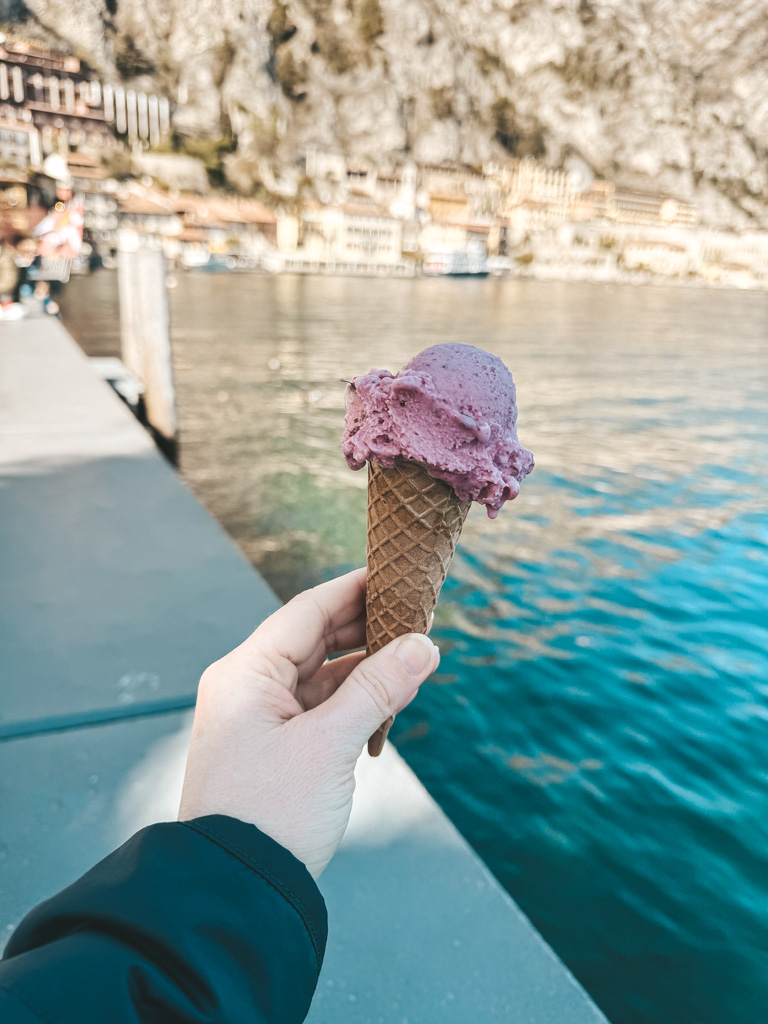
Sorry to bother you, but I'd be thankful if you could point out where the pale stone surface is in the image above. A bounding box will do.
[22,0,768,224]
[0,318,279,731]
[132,153,211,193]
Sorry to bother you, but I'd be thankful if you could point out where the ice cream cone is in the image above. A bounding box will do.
[365,460,470,756]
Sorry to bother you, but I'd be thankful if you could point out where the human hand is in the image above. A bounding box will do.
[178,568,439,878]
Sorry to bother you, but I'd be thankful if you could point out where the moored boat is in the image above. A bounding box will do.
[422,249,489,277]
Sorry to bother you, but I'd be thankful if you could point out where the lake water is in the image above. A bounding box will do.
[61,272,768,1024]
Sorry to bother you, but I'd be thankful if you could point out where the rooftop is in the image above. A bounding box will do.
[176,226,209,243]
[67,153,108,182]
[429,191,470,203]
[340,202,392,218]
[175,195,277,226]
[0,38,82,74]
[118,187,181,217]
[120,199,178,217]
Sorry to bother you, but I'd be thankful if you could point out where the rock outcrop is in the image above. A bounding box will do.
[7,0,768,225]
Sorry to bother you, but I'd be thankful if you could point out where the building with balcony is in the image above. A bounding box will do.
[117,184,182,248]
[419,163,486,199]
[0,118,41,168]
[487,158,576,231]
[0,33,170,156]
[428,192,470,222]
[301,200,403,264]
[572,180,699,228]
[174,195,277,255]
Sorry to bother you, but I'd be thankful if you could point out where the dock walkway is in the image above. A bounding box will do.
[0,315,609,1023]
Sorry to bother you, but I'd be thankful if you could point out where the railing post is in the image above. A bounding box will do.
[117,231,178,462]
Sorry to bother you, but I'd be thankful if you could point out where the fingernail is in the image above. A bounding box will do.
[394,634,437,675]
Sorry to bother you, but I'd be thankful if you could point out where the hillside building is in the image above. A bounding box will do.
[117,184,182,248]
[0,118,41,168]
[0,33,170,157]
[572,180,699,228]
[486,158,575,232]
[301,199,402,263]
[174,195,277,255]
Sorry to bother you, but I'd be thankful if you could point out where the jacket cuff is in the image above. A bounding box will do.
[2,815,328,1024]
[180,815,327,973]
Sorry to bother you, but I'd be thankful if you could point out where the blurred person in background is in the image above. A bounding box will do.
[0,236,26,321]
[13,237,40,305]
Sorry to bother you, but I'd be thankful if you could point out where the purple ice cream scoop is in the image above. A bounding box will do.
[342,342,534,518]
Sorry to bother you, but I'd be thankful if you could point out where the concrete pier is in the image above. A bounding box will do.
[0,316,609,1023]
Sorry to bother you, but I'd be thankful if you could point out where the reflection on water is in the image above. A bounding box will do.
[63,272,768,1024]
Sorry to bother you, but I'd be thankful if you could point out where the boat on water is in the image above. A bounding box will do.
[180,252,260,272]
[422,249,489,277]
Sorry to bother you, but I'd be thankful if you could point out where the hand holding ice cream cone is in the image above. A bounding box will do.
[180,568,440,878]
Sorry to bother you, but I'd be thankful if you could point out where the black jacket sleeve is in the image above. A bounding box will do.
[0,814,327,1024]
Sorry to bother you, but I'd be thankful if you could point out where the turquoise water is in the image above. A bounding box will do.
[62,273,768,1024]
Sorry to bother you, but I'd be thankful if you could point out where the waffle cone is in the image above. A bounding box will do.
[365,460,470,756]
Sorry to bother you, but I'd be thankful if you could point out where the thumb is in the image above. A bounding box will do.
[315,633,439,752]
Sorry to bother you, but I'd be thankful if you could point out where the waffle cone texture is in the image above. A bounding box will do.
[365,460,470,756]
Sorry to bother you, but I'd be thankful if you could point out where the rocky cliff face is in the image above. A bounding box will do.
[7,0,768,225]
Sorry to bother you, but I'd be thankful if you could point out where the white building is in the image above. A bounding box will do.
[0,35,170,153]
[488,157,575,231]
[116,184,182,249]
[0,118,41,168]
[301,202,402,264]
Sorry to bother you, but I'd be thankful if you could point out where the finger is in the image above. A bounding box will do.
[251,568,366,685]
[311,634,439,751]
[292,609,366,686]
[296,650,367,711]
[326,612,366,654]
